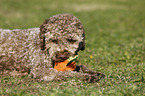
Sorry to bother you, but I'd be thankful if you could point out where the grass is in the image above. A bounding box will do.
[0,0,145,95]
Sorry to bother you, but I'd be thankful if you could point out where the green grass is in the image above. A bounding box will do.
[0,0,145,95]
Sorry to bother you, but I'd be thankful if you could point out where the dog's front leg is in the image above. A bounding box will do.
[53,70,103,83]
[31,67,104,83]
[78,65,105,82]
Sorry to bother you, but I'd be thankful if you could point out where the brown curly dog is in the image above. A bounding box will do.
[0,14,104,82]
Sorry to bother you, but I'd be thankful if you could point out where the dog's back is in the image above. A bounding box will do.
[0,28,40,74]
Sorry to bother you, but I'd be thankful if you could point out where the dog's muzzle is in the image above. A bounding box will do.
[52,50,73,63]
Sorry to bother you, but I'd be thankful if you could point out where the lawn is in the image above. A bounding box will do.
[0,0,145,95]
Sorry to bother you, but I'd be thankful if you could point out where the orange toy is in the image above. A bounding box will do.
[54,55,78,71]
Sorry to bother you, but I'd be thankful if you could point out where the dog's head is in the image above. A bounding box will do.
[40,14,85,63]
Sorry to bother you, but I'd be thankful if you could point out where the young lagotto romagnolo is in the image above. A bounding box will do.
[0,14,104,82]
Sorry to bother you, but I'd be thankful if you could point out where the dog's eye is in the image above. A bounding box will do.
[67,39,77,44]
[50,39,58,44]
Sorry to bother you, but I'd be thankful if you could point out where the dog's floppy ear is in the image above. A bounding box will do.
[75,26,85,54]
[39,19,50,50]
[39,33,45,50]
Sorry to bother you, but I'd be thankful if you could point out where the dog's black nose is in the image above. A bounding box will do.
[75,42,85,54]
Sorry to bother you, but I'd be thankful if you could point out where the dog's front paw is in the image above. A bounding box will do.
[84,74,99,83]
[41,68,58,81]
[42,75,56,81]
[84,72,105,83]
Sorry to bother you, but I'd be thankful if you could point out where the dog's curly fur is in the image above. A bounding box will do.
[0,14,104,82]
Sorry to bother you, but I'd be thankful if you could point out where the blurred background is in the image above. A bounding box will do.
[0,0,144,29]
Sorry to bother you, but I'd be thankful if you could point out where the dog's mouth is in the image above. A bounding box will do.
[52,50,74,63]
[53,54,69,63]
